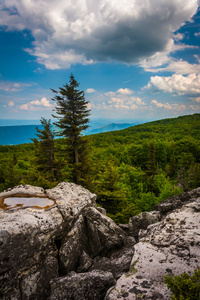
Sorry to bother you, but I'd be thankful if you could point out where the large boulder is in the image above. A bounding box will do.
[49,270,115,300]
[88,236,136,279]
[0,182,127,300]
[0,182,97,299]
[59,206,126,275]
[105,199,200,299]
[152,187,200,214]
[82,207,126,256]
[2,183,200,300]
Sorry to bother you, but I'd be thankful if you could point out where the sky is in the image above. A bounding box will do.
[0,0,200,122]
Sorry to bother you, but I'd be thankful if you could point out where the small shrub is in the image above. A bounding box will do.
[164,268,200,300]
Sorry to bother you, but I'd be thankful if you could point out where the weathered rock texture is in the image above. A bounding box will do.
[0,182,127,300]
[1,184,200,300]
[49,270,116,300]
[105,188,200,300]
[128,211,161,241]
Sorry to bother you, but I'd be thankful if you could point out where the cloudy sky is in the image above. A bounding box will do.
[0,0,200,121]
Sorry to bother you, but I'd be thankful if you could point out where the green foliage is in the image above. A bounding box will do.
[31,118,60,182]
[93,159,127,215]
[164,268,200,300]
[0,113,200,223]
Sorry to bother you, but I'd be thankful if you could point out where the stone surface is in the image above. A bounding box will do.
[46,182,97,228]
[49,270,116,300]
[59,206,127,275]
[128,211,161,240]
[105,199,200,300]
[59,214,88,274]
[153,187,200,214]
[0,184,45,198]
[83,207,126,256]
[0,182,97,300]
[97,207,107,215]
[1,184,200,300]
[89,236,136,279]
[0,183,128,300]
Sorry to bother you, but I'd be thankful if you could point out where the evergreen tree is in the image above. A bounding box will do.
[5,151,18,188]
[31,118,58,182]
[95,159,127,215]
[168,142,176,178]
[177,162,188,191]
[51,74,90,184]
[189,163,200,189]
[146,142,157,184]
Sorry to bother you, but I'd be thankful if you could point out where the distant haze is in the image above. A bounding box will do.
[0,118,147,145]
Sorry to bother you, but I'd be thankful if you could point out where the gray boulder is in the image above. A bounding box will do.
[59,207,127,275]
[83,207,126,256]
[89,236,136,279]
[153,187,200,214]
[105,199,200,299]
[128,211,161,240]
[0,183,97,300]
[0,183,127,300]
[49,270,115,300]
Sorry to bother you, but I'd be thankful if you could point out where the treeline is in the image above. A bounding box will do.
[0,113,200,223]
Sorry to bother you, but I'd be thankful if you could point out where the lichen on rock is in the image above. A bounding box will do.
[105,195,200,300]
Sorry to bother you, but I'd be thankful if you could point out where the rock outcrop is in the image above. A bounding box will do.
[0,182,128,300]
[1,184,200,300]
[105,188,200,300]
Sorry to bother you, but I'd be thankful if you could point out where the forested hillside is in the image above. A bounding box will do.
[0,113,200,223]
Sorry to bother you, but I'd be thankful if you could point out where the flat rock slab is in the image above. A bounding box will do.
[105,200,200,300]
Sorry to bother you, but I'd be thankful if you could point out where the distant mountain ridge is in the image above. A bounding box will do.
[0,120,141,145]
[0,125,44,146]
[0,119,41,126]
[84,123,135,135]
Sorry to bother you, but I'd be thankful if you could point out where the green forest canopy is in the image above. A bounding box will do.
[0,113,200,223]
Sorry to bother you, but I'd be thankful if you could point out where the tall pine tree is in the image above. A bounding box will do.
[51,74,90,184]
[31,118,58,182]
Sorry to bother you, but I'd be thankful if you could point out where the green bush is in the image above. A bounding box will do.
[164,268,200,300]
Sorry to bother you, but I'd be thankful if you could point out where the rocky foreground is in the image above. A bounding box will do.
[0,183,200,300]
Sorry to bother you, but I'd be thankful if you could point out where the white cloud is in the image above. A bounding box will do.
[41,97,52,107]
[173,33,184,41]
[151,99,186,111]
[117,88,133,95]
[29,100,41,106]
[86,88,96,93]
[19,104,29,110]
[89,88,144,111]
[8,101,15,106]
[190,96,200,103]
[142,56,200,74]
[160,59,200,75]
[194,31,200,37]
[139,37,198,73]
[0,81,31,92]
[189,104,200,110]
[0,0,198,69]
[19,97,53,110]
[146,73,200,95]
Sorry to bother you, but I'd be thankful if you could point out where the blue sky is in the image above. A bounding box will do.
[0,0,200,122]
